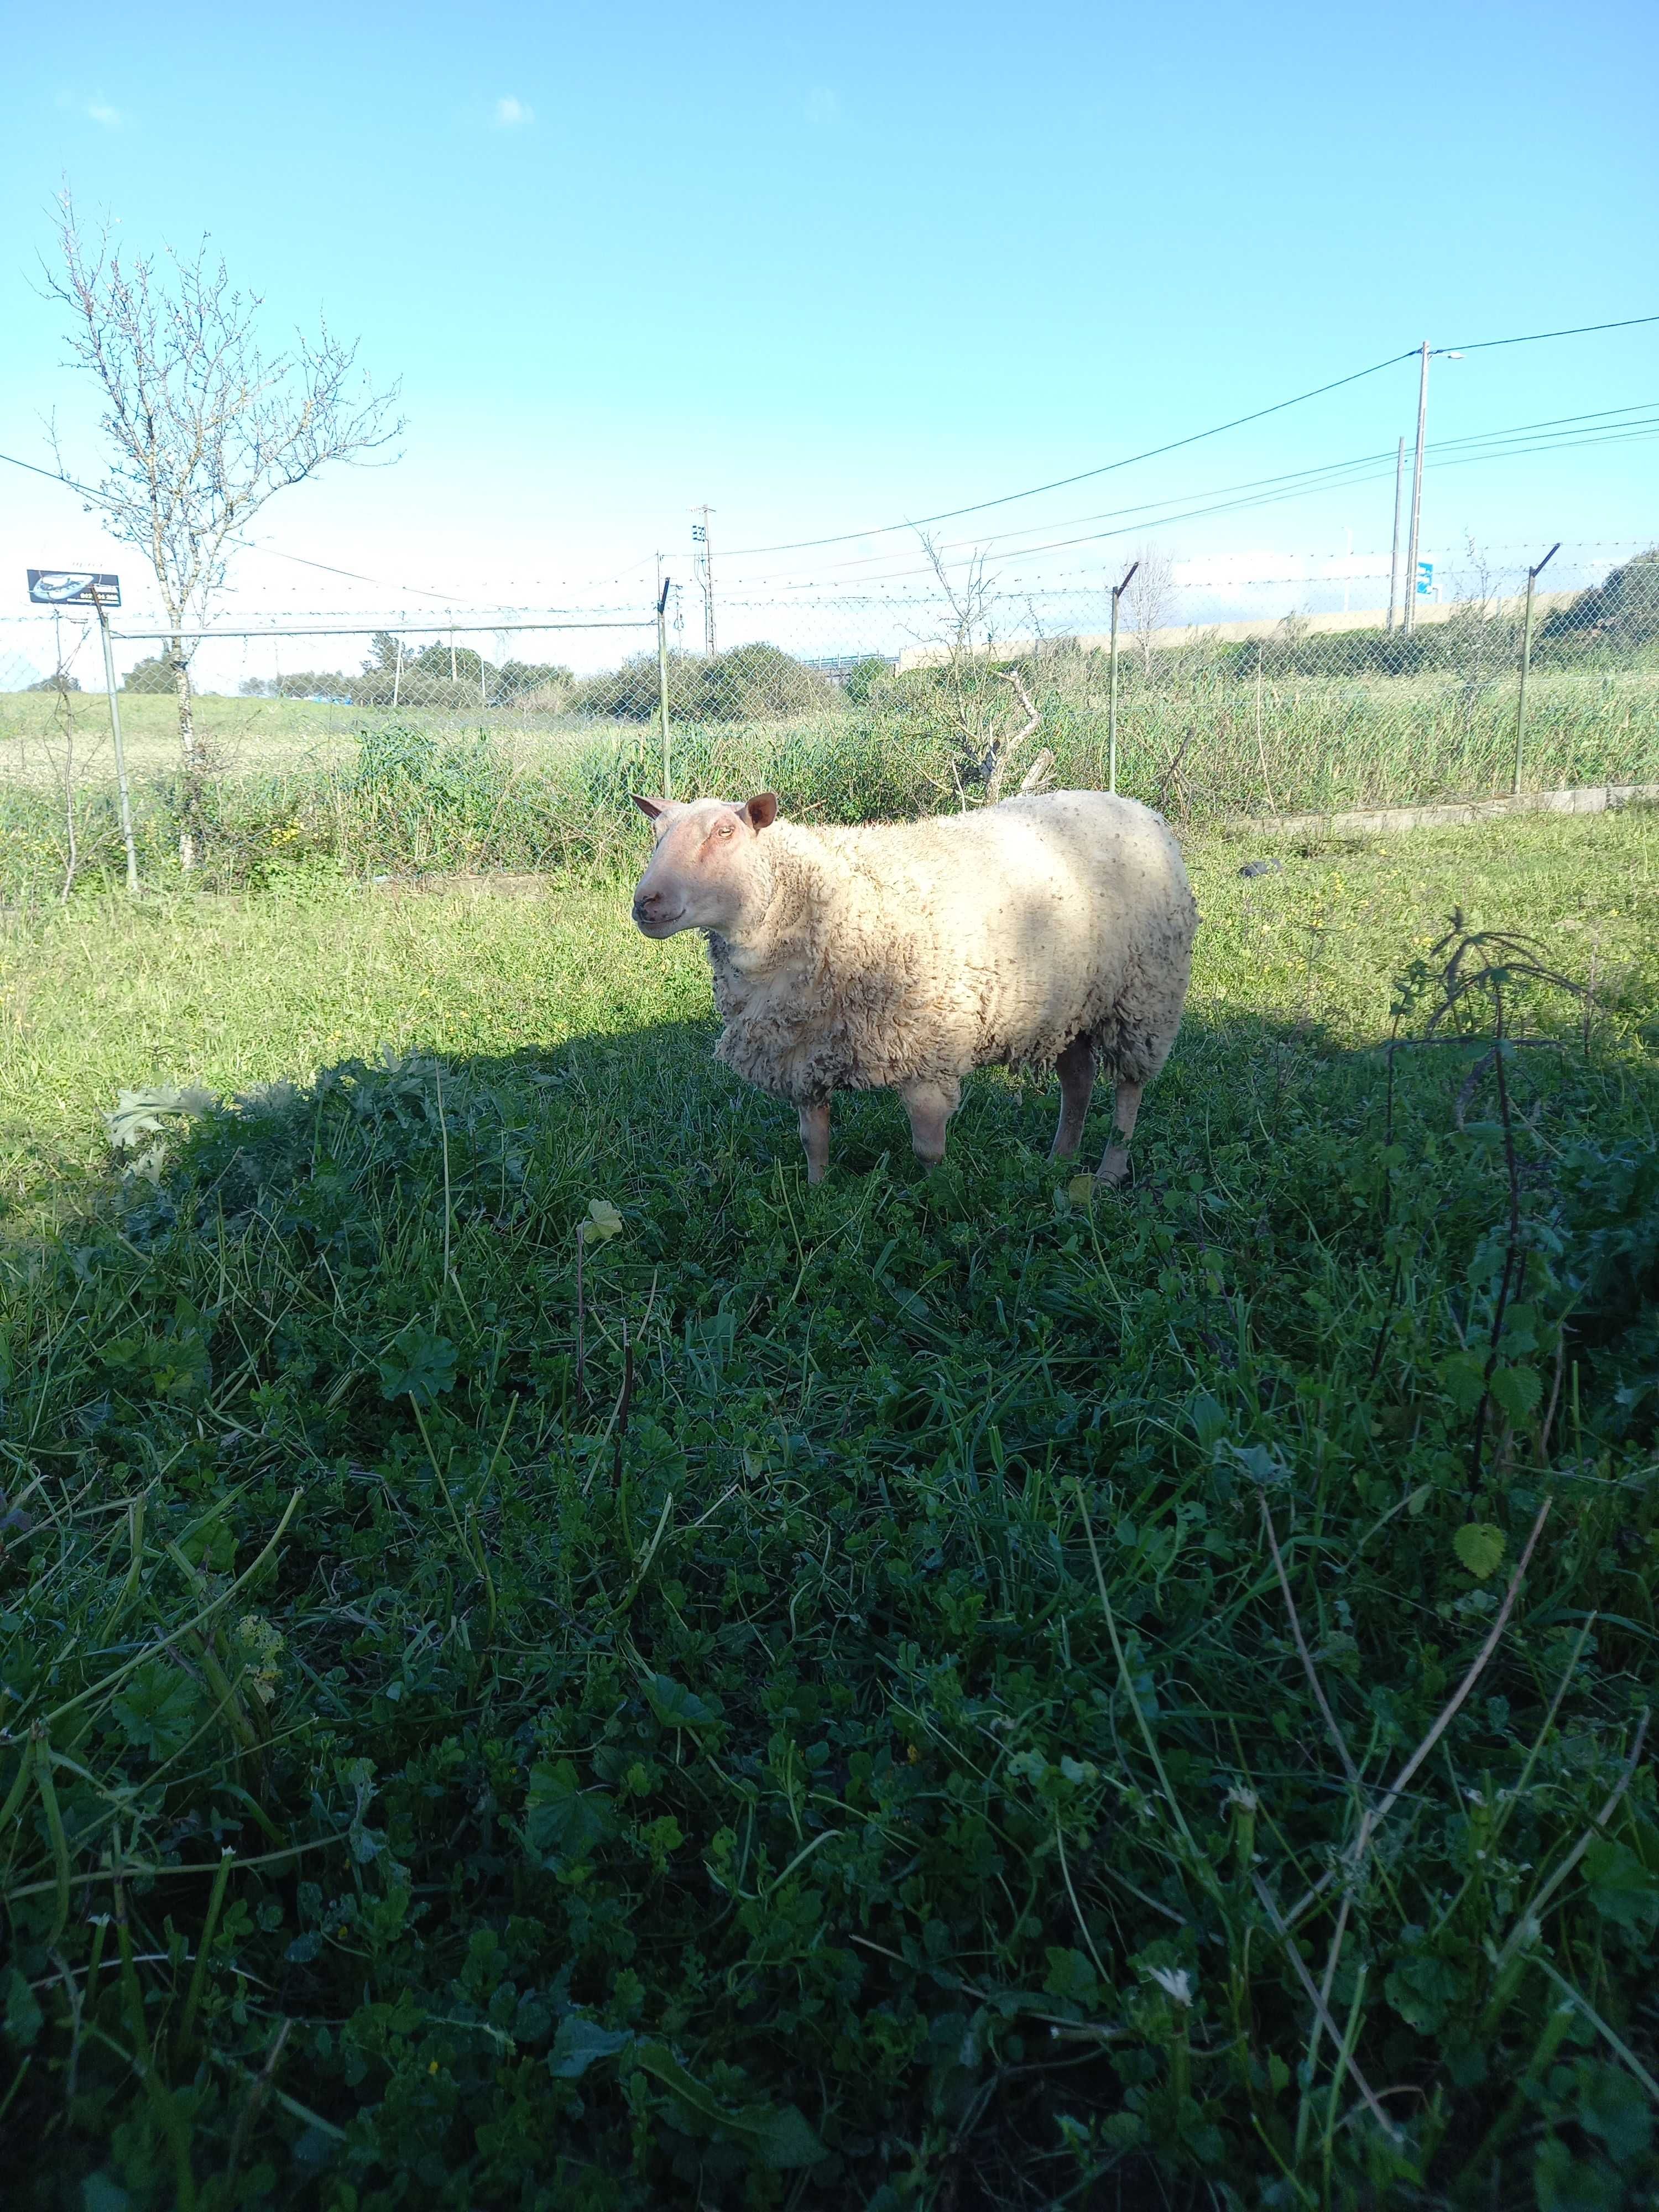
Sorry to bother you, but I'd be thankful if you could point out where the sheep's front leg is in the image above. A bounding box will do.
[901,1077,961,1170]
[1050,1034,1097,1160]
[798,1097,831,1185]
[1096,1079,1144,1188]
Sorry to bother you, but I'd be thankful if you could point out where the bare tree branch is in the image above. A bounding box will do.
[42,186,404,868]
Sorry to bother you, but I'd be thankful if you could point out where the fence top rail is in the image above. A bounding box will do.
[102,617,658,643]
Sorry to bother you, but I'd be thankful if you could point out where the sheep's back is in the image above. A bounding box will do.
[809,793,1194,1074]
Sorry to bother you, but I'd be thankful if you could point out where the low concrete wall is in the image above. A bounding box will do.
[1237,781,1659,841]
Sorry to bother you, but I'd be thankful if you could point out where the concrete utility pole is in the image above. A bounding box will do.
[692,506,716,656]
[1402,343,1463,638]
[1402,345,1431,638]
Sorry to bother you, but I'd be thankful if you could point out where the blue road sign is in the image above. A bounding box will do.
[1415,560,1434,598]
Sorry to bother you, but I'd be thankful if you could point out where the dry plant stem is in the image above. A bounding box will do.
[1491,1705,1651,1976]
[1259,1496,1362,1794]
[1358,1495,1551,1841]
[611,1322,636,1489]
[1252,1872,1401,2143]
[1054,1816,1110,1987]
[1284,1495,1553,1932]
[226,2017,293,2185]
[573,1229,586,1399]
[1072,1479,1207,1873]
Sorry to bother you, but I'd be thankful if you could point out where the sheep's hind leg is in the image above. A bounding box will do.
[798,1097,831,1185]
[901,1078,961,1170]
[1096,1079,1144,1188]
[1050,1035,1097,1160]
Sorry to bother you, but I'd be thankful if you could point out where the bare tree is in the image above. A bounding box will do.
[912,536,1051,804]
[1443,534,1515,765]
[1123,542,1178,680]
[44,188,403,867]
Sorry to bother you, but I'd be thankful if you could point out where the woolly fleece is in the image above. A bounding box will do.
[697,790,1197,1107]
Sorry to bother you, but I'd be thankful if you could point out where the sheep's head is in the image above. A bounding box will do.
[630,793,779,940]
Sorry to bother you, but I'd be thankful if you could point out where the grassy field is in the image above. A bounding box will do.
[1,813,1657,2208]
[2,649,1656,904]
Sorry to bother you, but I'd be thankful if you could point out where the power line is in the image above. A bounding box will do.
[0,446,481,606]
[719,351,1418,558]
[720,311,1658,563]
[739,414,1659,591]
[724,400,1656,592]
[1446,310,1659,354]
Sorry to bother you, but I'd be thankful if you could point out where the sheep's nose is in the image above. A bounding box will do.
[633,889,662,922]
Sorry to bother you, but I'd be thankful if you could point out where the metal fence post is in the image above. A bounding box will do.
[1107,561,1138,795]
[1512,542,1559,797]
[96,601,139,894]
[656,575,673,798]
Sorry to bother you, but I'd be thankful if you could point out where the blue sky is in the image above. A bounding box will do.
[2,0,1656,650]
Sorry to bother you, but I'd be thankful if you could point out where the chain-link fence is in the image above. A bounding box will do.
[2,540,1655,888]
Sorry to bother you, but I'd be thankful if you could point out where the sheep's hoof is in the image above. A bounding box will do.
[1095,1146,1132,1189]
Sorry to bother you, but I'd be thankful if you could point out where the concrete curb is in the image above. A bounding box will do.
[1237,782,1659,841]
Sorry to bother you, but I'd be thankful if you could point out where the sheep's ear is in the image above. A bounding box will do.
[743,793,779,832]
[633,794,670,820]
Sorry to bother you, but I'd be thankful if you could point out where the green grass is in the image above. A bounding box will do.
[2,646,1656,903]
[2,813,1657,2209]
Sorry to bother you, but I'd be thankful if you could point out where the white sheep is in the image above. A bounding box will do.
[630,789,1197,1185]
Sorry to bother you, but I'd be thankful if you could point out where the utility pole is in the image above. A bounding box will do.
[1401,343,1463,639]
[1402,343,1431,639]
[692,506,716,657]
[1106,561,1138,795]
[1386,437,1405,632]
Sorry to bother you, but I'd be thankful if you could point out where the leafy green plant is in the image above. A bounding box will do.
[1,822,1656,2209]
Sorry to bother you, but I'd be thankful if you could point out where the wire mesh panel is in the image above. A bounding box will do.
[0,542,1654,894]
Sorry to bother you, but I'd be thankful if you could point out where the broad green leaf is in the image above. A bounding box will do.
[1572,2058,1652,2161]
[110,1660,201,1759]
[1186,1391,1228,1450]
[1438,1350,1488,1412]
[583,1198,624,1244]
[377,1322,457,1407]
[1582,1839,1659,1933]
[1489,1364,1542,1421]
[549,2015,633,2079]
[3,1964,43,2048]
[634,2043,827,2169]
[524,1760,615,1864]
[645,1674,715,1732]
[1453,1523,1506,1581]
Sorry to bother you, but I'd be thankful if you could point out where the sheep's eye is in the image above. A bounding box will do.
[716,821,734,838]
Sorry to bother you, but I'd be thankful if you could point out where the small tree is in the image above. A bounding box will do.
[45,187,402,867]
[1123,542,1178,681]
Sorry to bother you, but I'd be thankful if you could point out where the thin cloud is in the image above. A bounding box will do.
[493,95,533,128]
[56,90,123,127]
